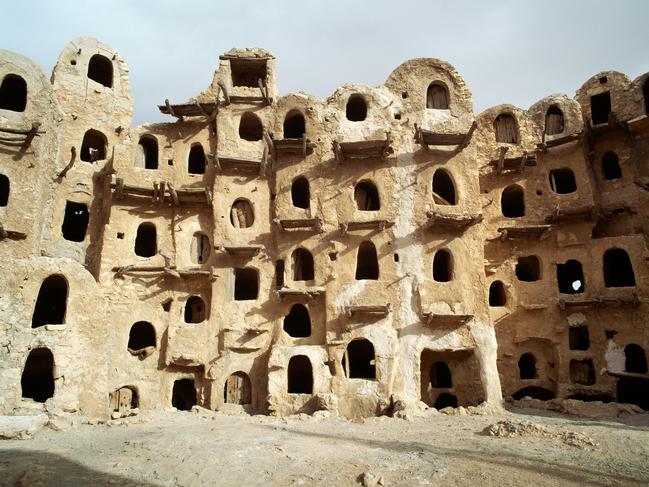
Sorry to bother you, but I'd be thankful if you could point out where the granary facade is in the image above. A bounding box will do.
[0,37,648,418]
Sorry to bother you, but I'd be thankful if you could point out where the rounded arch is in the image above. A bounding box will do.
[134,222,157,257]
[283,109,306,139]
[602,151,622,180]
[239,112,263,141]
[545,104,564,135]
[230,199,254,228]
[432,169,457,205]
[432,249,453,282]
[343,338,376,379]
[224,371,252,405]
[291,177,310,209]
[518,353,537,379]
[0,74,27,112]
[355,241,379,280]
[489,280,506,307]
[32,274,68,328]
[346,94,367,121]
[184,296,206,323]
[138,135,158,169]
[494,112,518,144]
[430,361,452,388]
[283,303,312,338]
[291,247,314,281]
[128,321,156,351]
[501,184,525,217]
[21,348,55,402]
[426,82,449,109]
[603,248,636,287]
[110,385,139,413]
[80,129,107,162]
[354,180,380,211]
[87,54,113,88]
[188,143,206,175]
[288,355,313,394]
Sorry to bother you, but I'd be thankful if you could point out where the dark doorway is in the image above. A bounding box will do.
[0,75,27,112]
[549,168,577,194]
[184,296,206,323]
[21,348,54,402]
[87,54,113,88]
[346,95,367,121]
[343,339,376,379]
[0,174,8,206]
[602,152,622,180]
[188,144,206,174]
[230,58,267,87]
[518,353,537,379]
[489,281,506,306]
[283,110,306,138]
[617,377,649,410]
[283,304,311,338]
[434,393,457,409]
[32,275,68,328]
[625,344,648,374]
[603,248,635,287]
[430,361,452,388]
[515,256,541,282]
[355,241,379,280]
[128,321,156,351]
[291,177,310,209]
[287,355,313,394]
[590,92,611,125]
[292,248,314,281]
[354,181,380,211]
[234,268,258,300]
[80,129,107,162]
[569,326,590,351]
[556,260,584,294]
[432,169,456,205]
[433,249,453,282]
[239,112,263,141]
[224,372,252,405]
[134,223,157,257]
[501,185,525,217]
[138,136,158,169]
[172,379,197,411]
[61,201,89,242]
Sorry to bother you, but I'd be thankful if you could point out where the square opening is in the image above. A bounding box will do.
[230,59,267,87]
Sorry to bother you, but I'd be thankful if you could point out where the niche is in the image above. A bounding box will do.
[127,321,156,352]
[432,249,453,282]
[283,304,311,338]
[346,94,367,122]
[549,168,577,194]
[109,386,138,414]
[590,92,611,125]
[426,82,449,109]
[172,378,197,411]
[432,169,457,205]
[512,386,555,401]
[515,256,541,282]
[570,359,595,385]
[239,112,263,141]
[430,361,452,388]
[224,371,252,405]
[644,79,649,115]
[603,248,635,287]
[230,58,267,87]
[501,185,525,217]
[434,393,458,409]
[488,281,506,306]
[230,199,254,228]
[0,74,27,112]
[354,181,380,211]
[617,377,649,410]
[61,201,89,242]
[292,248,314,281]
[601,152,622,180]
[134,222,157,257]
[21,348,54,402]
[87,54,113,88]
[188,144,206,175]
[494,113,518,143]
[625,344,648,374]
[0,174,8,206]
[80,129,107,162]
[190,232,211,264]
[556,259,584,294]
[342,339,376,379]
[138,136,158,170]
[287,355,313,394]
[234,268,258,301]
[32,275,68,328]
[518,353,537,379]
[291,177,310,209]
[569,326,590,351]
[283,110,306,138]
[184,296,206,323]
[545,105,564,135]
[275,260,285,288]
[355,241,379,280]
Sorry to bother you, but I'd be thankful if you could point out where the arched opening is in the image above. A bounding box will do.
[128,321,156,352]
[110,386,138,414]
[239,112,263,141]
[545,105,564,135]
[617,377,649,410]
[287,355,313,394]
[172,379,197,411]
[291,248,314,281]
[0,75,27,112]
[21,348,54,402]
[134,222,157,257]
[430,361,452,388]
[224,372,252,405]
[138,136,158,170]
[549,168,577,194]
[346,94,367,122]
[283,110,306,138]
[291,177,310,209]
[433,393,457,409]
[190,232,211,264]
[512,386,555,401]
[518,353,537,379]
[230,199,254,228]
[489,281,506,306]
[569,326,590,351]
[0,174,8,206]
[515,256,541,282]
[234,268,258,301]
[355,241,379,280]
[432,249,453,282]
[283,304,311,338]
[87,54,113,88]
[556,259,585,294]
[354,181,380,211]
[32,275,68,328]
[188,144,206,175]
[61,201,89,242]
[80,129,107,162]
[601,151,622,180]
[625,344,648,373]
[603,248,635,287]
[432,169,457,205]
[184,296,206,323]
[501,185,525,217]
[644,79,649,115]
[590,92,611,125]
[342,339,376,379]
[570,359,595,385]
[426,83,449,109]
[494,113,518,143]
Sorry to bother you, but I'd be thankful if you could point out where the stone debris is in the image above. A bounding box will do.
[0,414,48,439]
[482,420,598,449]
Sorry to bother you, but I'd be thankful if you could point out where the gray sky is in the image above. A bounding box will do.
[3,0,648,125]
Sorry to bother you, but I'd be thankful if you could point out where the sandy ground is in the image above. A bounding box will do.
[2,405,649,487]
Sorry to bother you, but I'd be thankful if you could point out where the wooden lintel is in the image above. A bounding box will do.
[423,313,472,326]
[0,224,27,241]
[344,304,391,318]
[339,220,394,234]
[217,80,230,105]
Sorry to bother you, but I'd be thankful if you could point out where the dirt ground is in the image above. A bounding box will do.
[2,404,649,487]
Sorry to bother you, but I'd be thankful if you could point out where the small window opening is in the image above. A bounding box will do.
[0,174,8,206]
[501,184,525,217]
[172,378,197,411]
[32,275,68,328]
[292,248,314,281]
[432,249,453,282]
[549,168,577,194]
[188,144,206,175]
[342,339,376,379]
[184,296,206,323]
[110,386,138,414]
[426,83,449,109]
[224,371,252,405]
[0,75,27,112]
[134,222,157,257]
[643,79,649,115]
[291,177,310,209]
[283,304,311,338]
[430,361,452,388]
[518,353,537,379]
[602,152,622,180]
[275,260,285,288]
[117,232,124,239]
[603,248,635,287]
[432,169,456,205]
[434,393,458,409]
[239,112,263,141]
[87,54,113,88]
[355,241,379,280]
[625,344,648,374]
[354,181,380,211]
[617,377,649,410]
[80,129,107,162]
[283,110,305,138]
[545,105,564,135]
[230,58,267,87]
[556,259,585,294]
[287,355,313,394]
[61,201,89,242]
[230,199,254,228]
[346,94,367,122]
[234,268,259,301]
[515,256,541,282]
[494,113,518,143]
[599,76,608,84]
[190,232,211,265]
[590,92,611,125]
[394,253,399,262]
[138,136,158,170]
[162,299,172,312]
[128,321,156,352]
[21,348,54,403]
[569,326,590,351]
[570,359,595,385]
[489,281,506,306]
